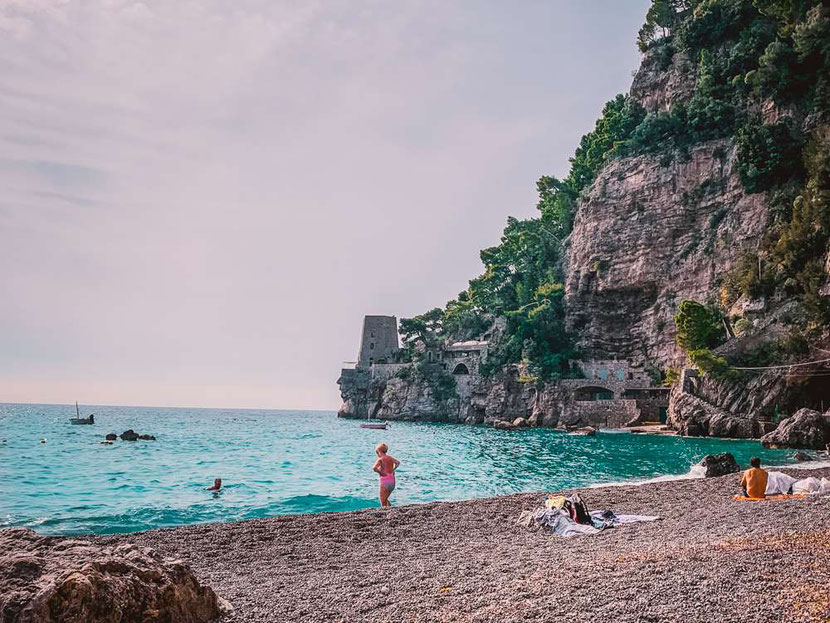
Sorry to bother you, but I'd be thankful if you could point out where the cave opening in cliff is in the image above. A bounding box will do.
[786,371,830,414]
[452,363,470,375]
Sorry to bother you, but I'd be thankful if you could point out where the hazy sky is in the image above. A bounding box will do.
[1,0,649,410]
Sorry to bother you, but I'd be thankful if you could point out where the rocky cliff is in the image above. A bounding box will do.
[337,364,645,430]
[564,135,768,367]
[338,33,830,438]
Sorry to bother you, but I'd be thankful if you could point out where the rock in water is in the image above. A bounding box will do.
[571,426,597,436]
[512,417,529,428]
[105,433,117,441]
[120,429,140,441]
[0,528,226,623]
[793,451,813,462]
[138,434,156,441]
[761,408,830,450]
[698,453,739,477]
[493,420,516,431]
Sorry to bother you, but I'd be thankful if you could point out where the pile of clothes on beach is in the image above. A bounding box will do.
[766,471,830,496]
[518,494,659,538]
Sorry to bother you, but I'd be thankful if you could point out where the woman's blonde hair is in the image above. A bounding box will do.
[376,443,388,454]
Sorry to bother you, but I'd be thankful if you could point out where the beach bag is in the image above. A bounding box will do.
[570,493,592,525]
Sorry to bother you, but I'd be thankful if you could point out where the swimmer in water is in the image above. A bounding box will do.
[206,478,222,491]
[372,443,399,508]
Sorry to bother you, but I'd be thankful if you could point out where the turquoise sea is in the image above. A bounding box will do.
[0,403,800,535]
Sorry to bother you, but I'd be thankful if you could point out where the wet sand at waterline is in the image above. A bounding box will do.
[97,465,830,622]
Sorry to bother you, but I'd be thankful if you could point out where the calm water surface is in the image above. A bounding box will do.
[0,403,796,535]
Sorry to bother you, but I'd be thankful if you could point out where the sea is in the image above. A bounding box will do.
[0,402,805,535]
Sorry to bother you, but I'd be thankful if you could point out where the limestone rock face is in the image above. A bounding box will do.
[0,528,226,623]
[667,385,762,439]
[761,408,830,450]
[565,138,768,367]
[630,47,696,113]
[697,453,740,477]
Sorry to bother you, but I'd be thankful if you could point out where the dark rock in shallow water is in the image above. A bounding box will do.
[793,451,813,462]
[0,528,227,623]
[105,433,117,441]
[571,426,597,436]
[698,453,740,477]
[120,429,139,441]
[761,408,830,450]
[138,434,156,441]
[493,420,516,431]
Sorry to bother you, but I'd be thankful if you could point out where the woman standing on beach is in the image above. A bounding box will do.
[373,443,399,508]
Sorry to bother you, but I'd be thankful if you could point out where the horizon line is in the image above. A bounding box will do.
[0,400,338,413]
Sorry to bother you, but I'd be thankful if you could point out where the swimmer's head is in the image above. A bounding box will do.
[214,478,222,487]
[375,443,388,456]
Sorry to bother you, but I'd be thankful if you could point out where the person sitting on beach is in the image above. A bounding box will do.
[740,457,768,499]
[373,443,399,508]
[206,478,222,491]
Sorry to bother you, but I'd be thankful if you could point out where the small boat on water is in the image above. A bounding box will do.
[360,413,388,430]
[69,402,95,425]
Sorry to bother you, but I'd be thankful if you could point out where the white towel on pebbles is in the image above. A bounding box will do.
[765,472,830,495]
[765,471,797,495]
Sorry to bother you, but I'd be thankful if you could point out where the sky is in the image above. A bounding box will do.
[0,0,650,410]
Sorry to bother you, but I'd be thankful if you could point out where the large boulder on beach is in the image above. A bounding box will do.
[761,408,830,450]
[0,528,226,623]
[697,452,740,477]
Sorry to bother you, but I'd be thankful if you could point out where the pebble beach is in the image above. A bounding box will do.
[98,465,830,623]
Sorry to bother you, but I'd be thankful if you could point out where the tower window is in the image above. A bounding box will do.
[369,343,374,350]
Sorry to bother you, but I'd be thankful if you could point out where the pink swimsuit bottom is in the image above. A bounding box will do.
[379,473,395,492]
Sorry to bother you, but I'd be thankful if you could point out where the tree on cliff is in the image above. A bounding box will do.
[674,300,726,351]
[405,0,830,380]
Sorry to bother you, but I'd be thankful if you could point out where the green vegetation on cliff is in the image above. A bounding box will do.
[402,0,830,379]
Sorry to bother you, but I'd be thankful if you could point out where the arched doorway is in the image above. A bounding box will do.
[452,363,470,375]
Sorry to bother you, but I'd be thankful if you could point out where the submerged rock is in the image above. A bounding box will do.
[119,430,155,441]
[698,453,740,477]
[0,528,227,623]
[761,408,830,450]
[120,429,139,441]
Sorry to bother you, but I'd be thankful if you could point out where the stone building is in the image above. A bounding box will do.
[339,315,668,429]
[423,340,489,375]
[560,359,669,426]
[356,315,399,368]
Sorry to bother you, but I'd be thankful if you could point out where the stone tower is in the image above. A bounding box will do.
[357,315,399,368]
